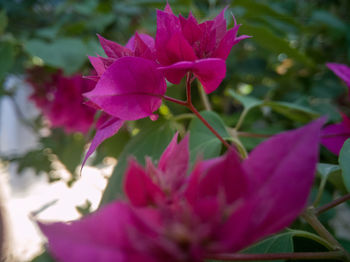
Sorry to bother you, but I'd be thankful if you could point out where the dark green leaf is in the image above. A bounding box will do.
[24,38,88,74]
[31,250,55,262]
[339,139,350,192]
[227,89,263,111]
[0,41,15,81]
[317,163,341,181]
[41,131,85,178]
[16,150,52,175]
[189,111,230,164]
[264,101,319,123]
[100,121,174,206]
[238,23,314,67]
[241,232,294,262]
[0,10,8,35]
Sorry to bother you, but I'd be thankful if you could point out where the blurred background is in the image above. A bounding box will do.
[0,0,349,261]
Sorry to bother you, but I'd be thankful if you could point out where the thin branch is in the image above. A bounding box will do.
[316,193,350,215]
[301,208,343,250]
[237,131,272,138]
[162,96,187,106]
[198,82,212,111]
[188,104,231,149]
[205,251,345,261]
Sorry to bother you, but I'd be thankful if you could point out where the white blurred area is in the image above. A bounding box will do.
[0,76,111,261]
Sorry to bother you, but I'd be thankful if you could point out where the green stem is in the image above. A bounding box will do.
[289,229,335,251]
[302,207,350,261]
[172,113,195,122]
[198,82,212,111]
[235,108,248,131]
[204,251,345,261]
[313,176,328,207]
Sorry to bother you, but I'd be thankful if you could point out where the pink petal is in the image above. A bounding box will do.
[164,2,173,14]
[97,34,133,59]
[192,58,226,93]
[198,21,216,57]
[321,114,350,155]
[161,31,197,65]
[225,118,325,250]
[158,59,226,93]
[85,57,166,120]
[158,133,190,191]
[88,56,106,76]
[124,159,165,207]
[126,32,155,51]
[198,150,248,204]
[82,116,124,169]
[326,63,350,88]
[212,25,250,60]
[179,13,202,46]
[39,202,131,262]
[212,6,228,44]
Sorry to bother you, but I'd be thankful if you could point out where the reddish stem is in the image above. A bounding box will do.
[204,251,345,261]
[316,193,350,215]
[188,104,231,149]
[162,73,230,150]
[162,95,188,106]
[237,131,272,138]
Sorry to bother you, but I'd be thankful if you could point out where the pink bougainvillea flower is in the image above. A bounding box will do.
[82,33,162,166]
[82,57,166,164]
[85,57,166,120]
[326,63,350,90]
[124,133,189,206]
[321,113,350,155]
[27,67,96,134]
[40,119,324,262]
[88,32,156,79]
[156,4,250,93]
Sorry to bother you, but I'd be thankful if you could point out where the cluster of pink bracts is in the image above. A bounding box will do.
[81,3,249,163]
[27,67,96,134]
[40,119,324,262]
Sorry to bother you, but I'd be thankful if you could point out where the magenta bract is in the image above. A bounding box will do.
[155,4,249,92]
[40,119,324,262]
[27,67,96,134]
[321,113,350,155]
[326,63,350,90]
[85,57,166,121]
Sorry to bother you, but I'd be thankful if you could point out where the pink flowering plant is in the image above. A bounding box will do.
[20,3,350,262]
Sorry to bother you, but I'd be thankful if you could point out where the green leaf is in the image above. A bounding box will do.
[227,89,263,111]
[41,131,86,179]
[317,163,341,181]
[264,101,319,123]
[232,0,302,31]
[24,38,88,74]
[241,232,294,262]
[15,150,52,175]
[339,138,350,192]
[227,89,319,124]
[0,10,8,35]
[311,10,347,33]
[238,23,314,67]
[0,41,15,81]
[100,121,174,206]
[31,250,55,262]
[189,111,230,164]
